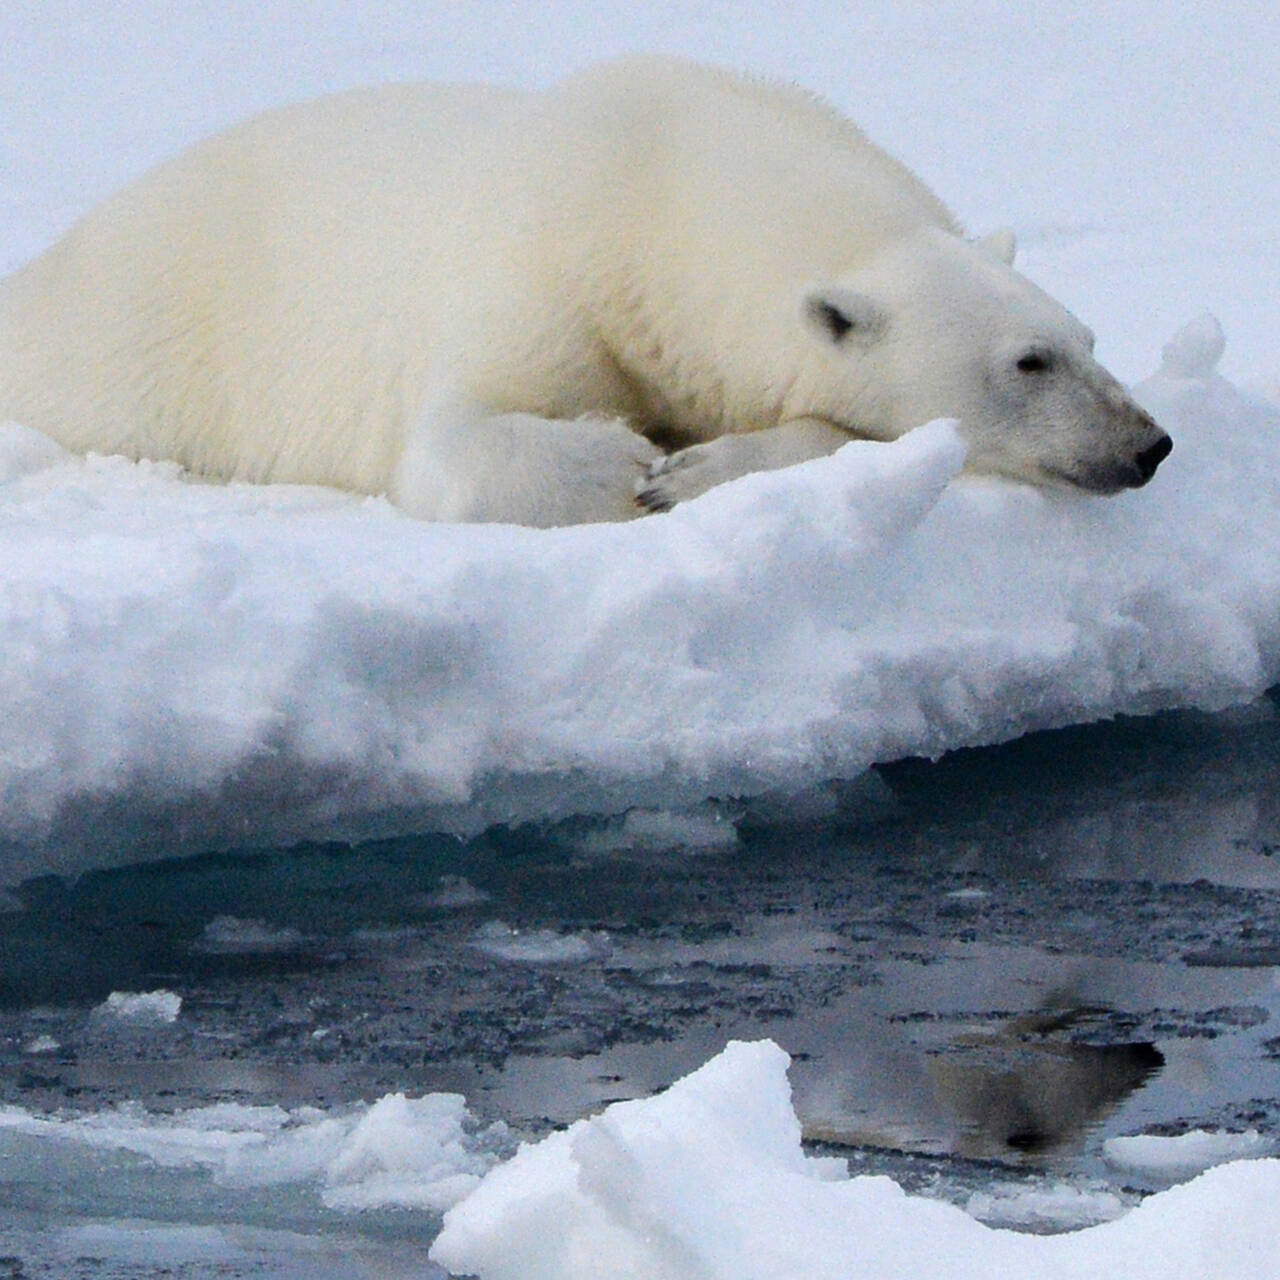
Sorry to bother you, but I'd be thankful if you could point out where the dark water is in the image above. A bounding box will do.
[3,697,1280,1271]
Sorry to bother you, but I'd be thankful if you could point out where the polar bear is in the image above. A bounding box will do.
[0,56,1170,526]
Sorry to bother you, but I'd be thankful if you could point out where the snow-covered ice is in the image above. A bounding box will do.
[2,325,1279,882]
[431,1039,1280,1280]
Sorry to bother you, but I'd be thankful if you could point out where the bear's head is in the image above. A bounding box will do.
[793,227,1172,493]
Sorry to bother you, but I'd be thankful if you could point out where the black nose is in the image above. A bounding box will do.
[1134,434,1173,482]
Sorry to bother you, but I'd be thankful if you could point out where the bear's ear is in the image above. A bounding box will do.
[801,287,888,348]
[974,228,1017,266]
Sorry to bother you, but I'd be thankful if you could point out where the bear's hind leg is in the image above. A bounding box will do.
[391,398,660,527]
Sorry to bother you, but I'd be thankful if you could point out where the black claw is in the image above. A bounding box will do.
[635,487,675,513]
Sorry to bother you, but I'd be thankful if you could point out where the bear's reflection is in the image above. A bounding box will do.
[797,1007,1162,1162]
[925,1014,1163,1159]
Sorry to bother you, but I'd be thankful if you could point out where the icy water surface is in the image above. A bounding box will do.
[4,698,1280,1273]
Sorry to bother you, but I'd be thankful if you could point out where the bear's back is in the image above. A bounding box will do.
[0,79,547,487]
[556,56,958,249]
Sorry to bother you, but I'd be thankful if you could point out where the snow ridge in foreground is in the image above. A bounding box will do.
[2,320,1279,877]
[431,1039,1280,1280]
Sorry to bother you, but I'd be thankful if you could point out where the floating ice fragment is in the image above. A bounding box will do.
[192,915,306,953]
[965,1181,1131,1232]
[470,921,605,964]
[0,1090,507,1213]
[1103,1128,1273,1179]
[575,805,740,856]
[95,990,182,1023]
[321,1092,505,1211]
[421,875,491,909]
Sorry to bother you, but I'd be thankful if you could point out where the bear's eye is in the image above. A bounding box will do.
[1016,352,1052,374]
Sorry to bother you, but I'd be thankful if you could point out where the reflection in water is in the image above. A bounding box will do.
[781,938,1277,1178]
[927,1021,1163,1160]
[1,697,1280,1206]
[794,999,1165,1165]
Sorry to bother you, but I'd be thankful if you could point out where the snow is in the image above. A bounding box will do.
[1161,312,1229,380]
[431,1039,1280,1280]
[3,331,1280,881]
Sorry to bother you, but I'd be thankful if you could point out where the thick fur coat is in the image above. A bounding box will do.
[0,58,1170,524]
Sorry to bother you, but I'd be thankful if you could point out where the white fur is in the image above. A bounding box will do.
[0,57,1170,525]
